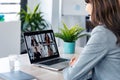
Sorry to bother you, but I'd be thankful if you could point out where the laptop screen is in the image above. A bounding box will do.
[24,30,60,63]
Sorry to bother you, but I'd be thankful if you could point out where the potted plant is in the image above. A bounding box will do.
[55,22,88,54]
[19,4,49,32]
[18,4,49,54]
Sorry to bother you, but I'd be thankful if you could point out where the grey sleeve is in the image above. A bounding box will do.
[63,28,108,80]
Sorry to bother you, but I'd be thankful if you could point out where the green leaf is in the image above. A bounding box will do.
[33,4,40,14]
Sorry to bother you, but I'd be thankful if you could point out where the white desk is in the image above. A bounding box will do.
[0,47,83,80]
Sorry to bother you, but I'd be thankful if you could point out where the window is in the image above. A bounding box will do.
[0,0,20,22]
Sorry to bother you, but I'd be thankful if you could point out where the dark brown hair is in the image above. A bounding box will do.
[85,0,91,3]
[85,0,120,45]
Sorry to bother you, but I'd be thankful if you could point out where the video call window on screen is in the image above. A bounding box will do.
[25,32,58,62]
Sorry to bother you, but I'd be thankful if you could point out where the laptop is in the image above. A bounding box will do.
[23,30,69,71]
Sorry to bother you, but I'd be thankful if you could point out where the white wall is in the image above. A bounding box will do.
[0,21,20,58]
[62,0,87,15]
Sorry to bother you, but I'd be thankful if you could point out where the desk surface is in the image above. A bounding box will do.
[0,47,83,80]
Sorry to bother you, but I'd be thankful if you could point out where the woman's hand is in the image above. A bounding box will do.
[69,55,78,67]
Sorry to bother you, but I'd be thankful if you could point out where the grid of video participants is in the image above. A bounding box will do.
[25,32,58,62]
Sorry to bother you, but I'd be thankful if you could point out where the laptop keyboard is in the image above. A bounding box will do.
[40,58,69,65]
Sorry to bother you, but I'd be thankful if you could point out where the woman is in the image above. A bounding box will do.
[33,46,42,61]
[63,0,120,80]
[44,33,50,45]
[44,33,53,56]
[31,36,38,47]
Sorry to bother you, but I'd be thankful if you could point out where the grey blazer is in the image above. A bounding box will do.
[63,25,120,80]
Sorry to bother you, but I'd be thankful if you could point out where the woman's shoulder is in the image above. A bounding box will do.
[91,25,114,35]
[92,25,107,33]
[91,25,117,44]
